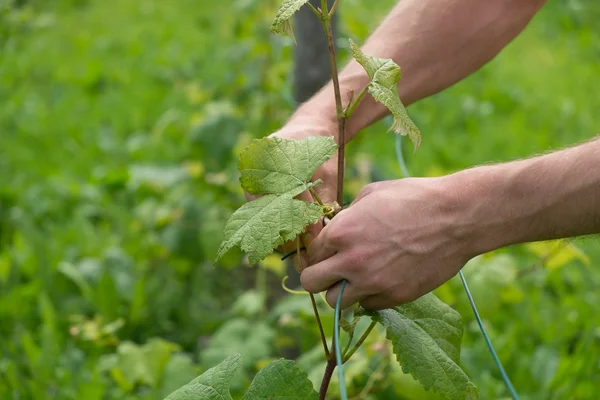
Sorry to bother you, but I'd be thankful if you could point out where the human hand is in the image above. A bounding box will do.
[245,117,339,272]
[300,177,477,310]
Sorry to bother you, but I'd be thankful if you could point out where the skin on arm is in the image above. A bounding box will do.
[273,0,547,270]
[288,0,549,141]
[301,137,600,309]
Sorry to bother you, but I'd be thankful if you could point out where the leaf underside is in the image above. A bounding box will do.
[349,39,422,150]
[239,136,338,195]
[165,355,317,400]
[270,0,311,40]
[217,136,338,265]
[358,293,478,400]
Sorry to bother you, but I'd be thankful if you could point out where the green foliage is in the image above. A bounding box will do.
[359,294,478,400]
[1,0,599,399]
[349,39,422,150]
[165,354,318,400]
[217,137,337,264]
[270,0,311,39]
[242,359,318,399]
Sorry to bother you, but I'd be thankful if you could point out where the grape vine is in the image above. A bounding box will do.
[164,1,478,399]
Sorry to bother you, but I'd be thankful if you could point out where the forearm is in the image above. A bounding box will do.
[289,0,546,140]
[449,137,600,256]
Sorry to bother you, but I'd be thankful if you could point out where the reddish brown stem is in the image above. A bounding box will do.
[319,358,337,400]
[311,293,331,359]
[321,0,346,206]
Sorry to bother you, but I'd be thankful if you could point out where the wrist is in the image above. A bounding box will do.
[287,94,339,138]
[440,166,517,258]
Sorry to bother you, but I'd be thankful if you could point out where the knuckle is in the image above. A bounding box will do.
[359,183,376,197]
[300,271,319,293]
[324,223,346,246]
[364,273,386,293]
[367,181,384,193]
[344,248,368,272]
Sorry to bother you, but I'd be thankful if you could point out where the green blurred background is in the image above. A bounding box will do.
[1,0,599,399]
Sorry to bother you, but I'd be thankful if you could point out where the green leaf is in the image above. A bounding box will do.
[217,137,337,265]
[358,293,478,400]
[270,0,311,40]
[200,319,275,375]
[349,39,421,150]
[240,136,337,195]
[165,354,241,400]
[166,356,317,400]
[216,182,323,265]
[112,339,180,391]
[242,359,318,400]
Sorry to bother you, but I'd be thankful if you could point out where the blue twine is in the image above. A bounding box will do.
[334,280,349,399]
[394,134,519,400]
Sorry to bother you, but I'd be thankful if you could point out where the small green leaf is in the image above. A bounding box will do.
[242,359,318,399]
[270,0,311,40]
[349,39,421,150]
[358,293,478,400]
[239,136,337,195]
[216,182,323,265]
[164,354,241,400]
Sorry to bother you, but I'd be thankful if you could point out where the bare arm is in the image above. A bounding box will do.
[453,136,600,256]
[288,0,547,140]
[302,137,600,309]
[272,0,547,271]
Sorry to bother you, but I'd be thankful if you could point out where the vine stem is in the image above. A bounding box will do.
[329,0,340,16]
[306,1,321,18]
[319,358,337,400]
[308,187,325,206]
[320,0,346,207]
[298,237,331,359]
[316,1,349,398]
[342,321,376,363]
[310,293,331,359]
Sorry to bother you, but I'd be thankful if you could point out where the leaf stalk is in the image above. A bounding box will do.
[343,321,376,363]
[308,187,325,206]
[344,84,369,119]
[298,237,331,359]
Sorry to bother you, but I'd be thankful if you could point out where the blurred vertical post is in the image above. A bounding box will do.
[287,0,337,288]
[293,0,337,104]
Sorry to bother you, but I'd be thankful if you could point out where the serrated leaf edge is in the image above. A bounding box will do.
[270,0,311,40]
[349,38,422,151]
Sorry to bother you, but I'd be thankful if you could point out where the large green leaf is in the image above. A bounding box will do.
[349,39,421,150]
[239,136,337,195]
[164,356,317,400]
[358,293,478,400]
[216,182,323,265]
[270,0,311,40]
[165,354,241,400]
[242,359,318,399]
[217,137,337,265]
